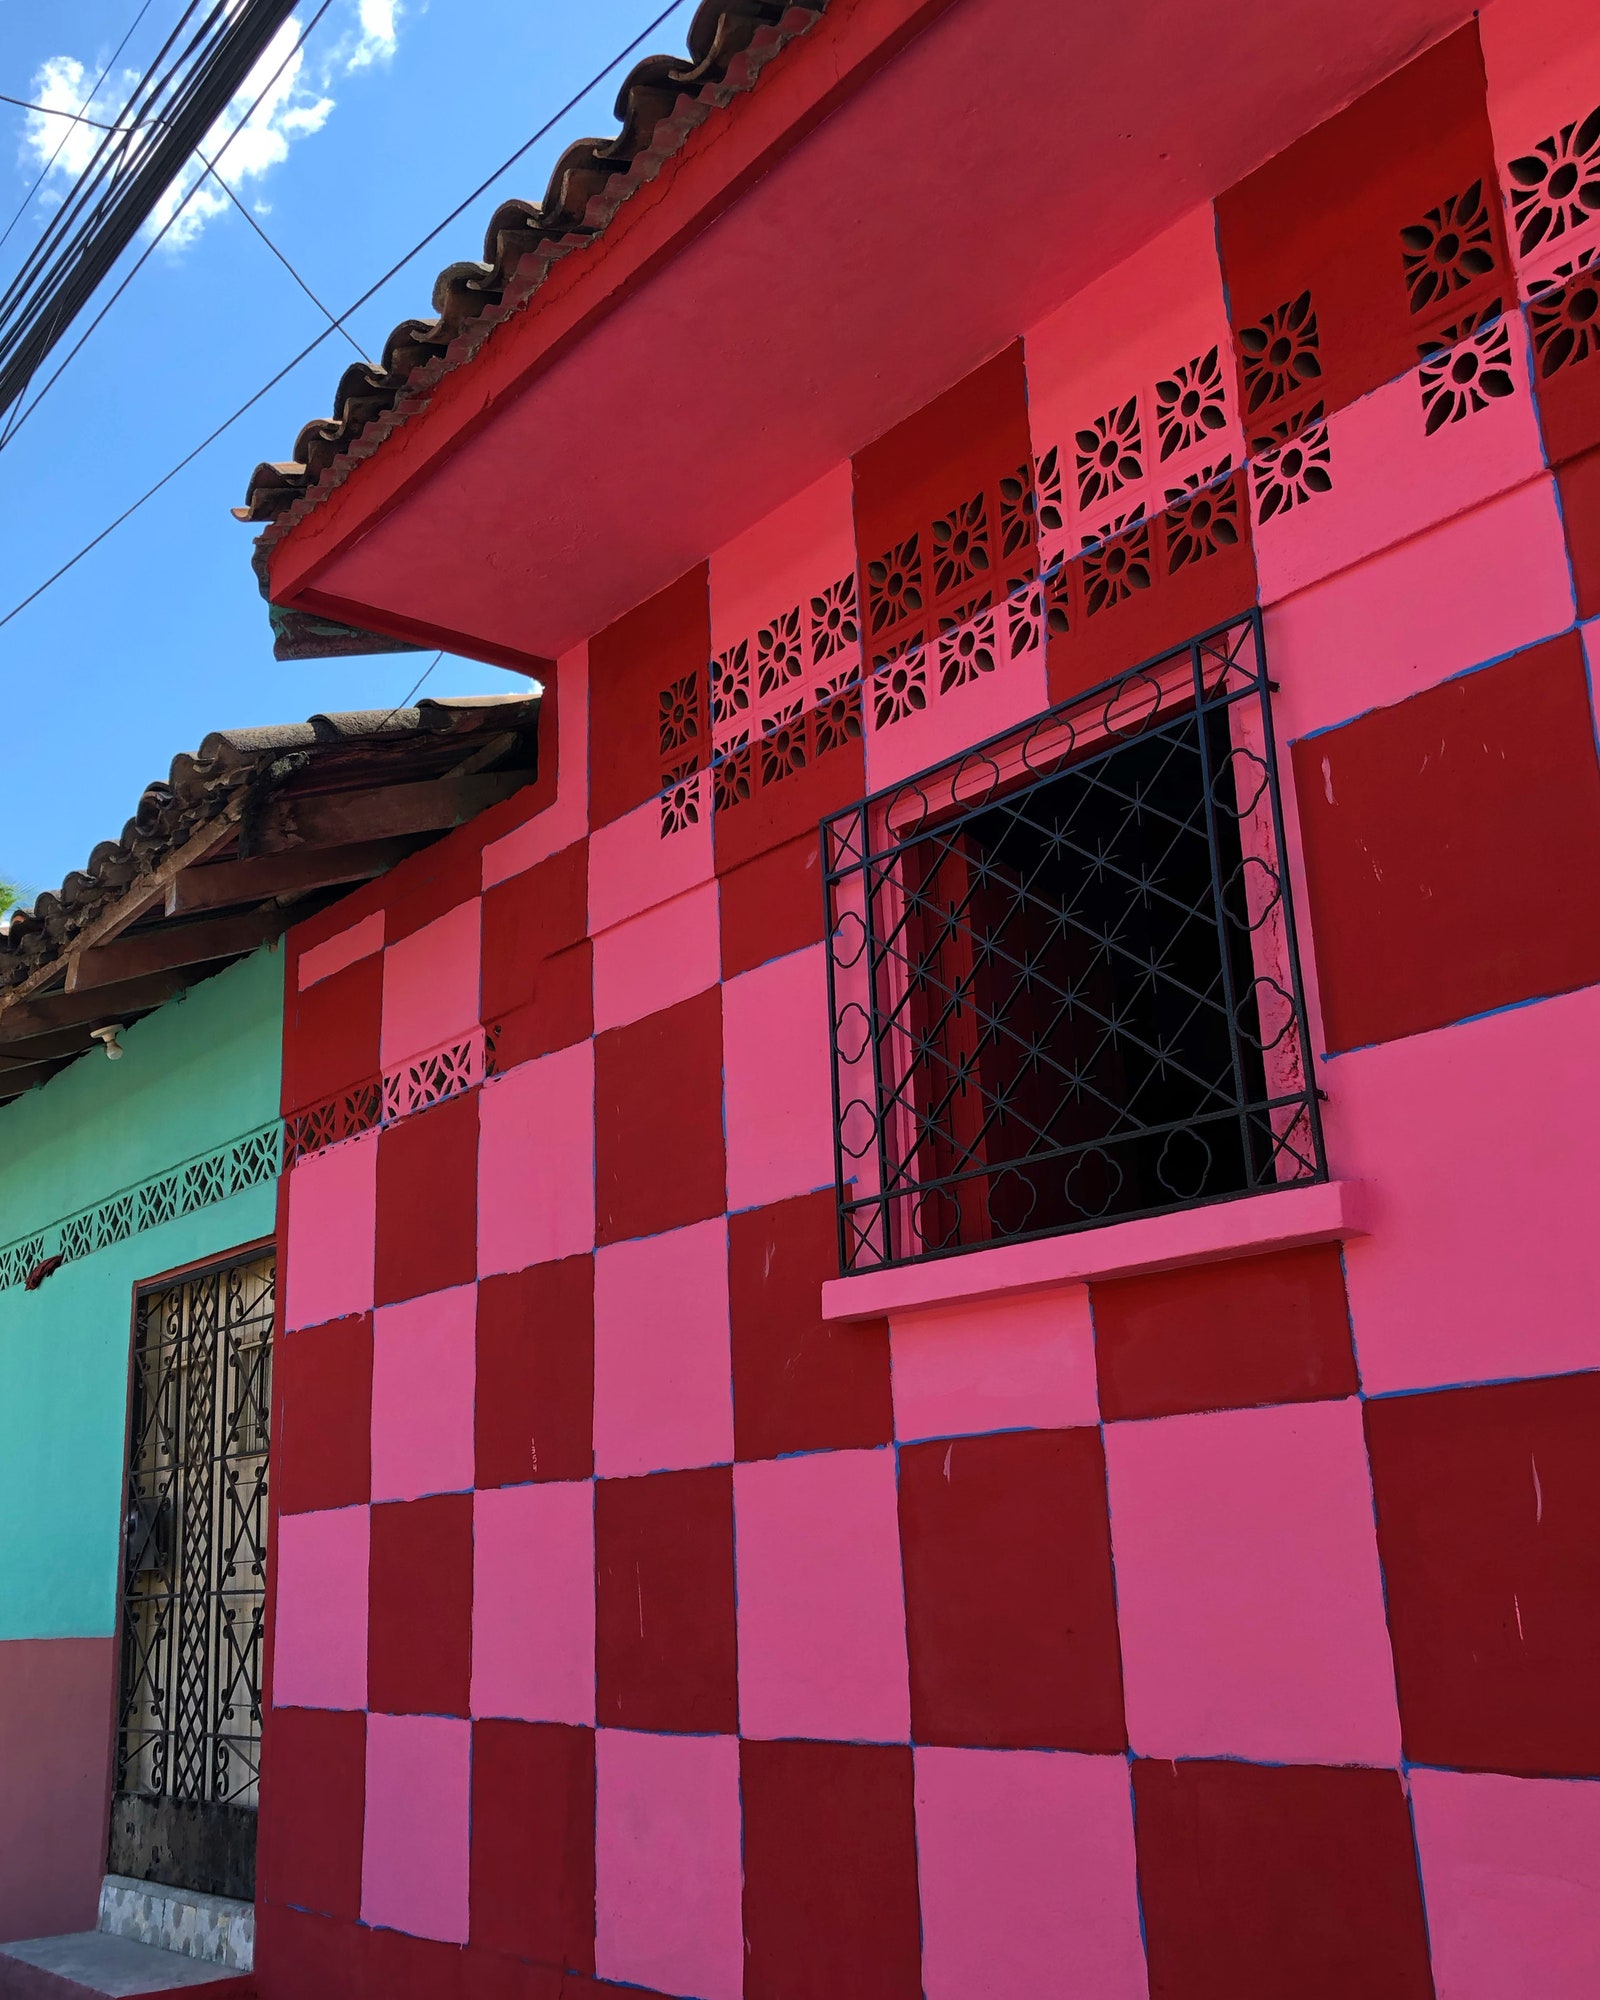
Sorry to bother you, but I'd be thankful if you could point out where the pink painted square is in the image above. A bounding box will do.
[471,1482,595,1725]
[915,1746,1147,2000]
[1253,332,1547,608]
[362,1712,470,1944]
[482,643,589,889]
[1481,0,1600,293]
[1104,1398,1400,1764]
[890,1287,1099,1442]
[1410,1767,1600,1999]
[593,1218,732,1476]
[1327,983,1600,1393]
[709,463,857,660]
[271,1506,368,1712]
[299,910,383,991]
[370,1285,475,1502]
[1024,203,1240,540]
[862,640,1050,793]
[594,1728,743,2000]
[477,1041,595,1276]
[284,1134,377,1332]
[380,899,482,1068]
[734,1447,910,1743]
[592,880,720,1034]
[723,944,835,1210]
[588,789,713,936]
[1267,478,1576,744]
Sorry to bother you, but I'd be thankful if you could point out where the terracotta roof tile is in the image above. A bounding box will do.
[236,0,826,533]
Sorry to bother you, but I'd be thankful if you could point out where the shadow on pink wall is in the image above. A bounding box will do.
[0,1637,116,1944]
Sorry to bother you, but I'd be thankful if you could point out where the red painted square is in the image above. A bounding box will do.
[475,1259,594,1487]
[368,1493,473,1717]
[375,1090,480,1306]
[898,1427,1125,1750]
[729,1192,892,1460]
[852,344,1033,570]
[740,1738,922,2000]
[1558,441,1600,618]
[711,732,867,877]
[257,1705,365,1919]
[718,831,827,978]
[359,1926,468,2000]
[481,840,589,1020]
[594,1467,736,1734]
[1132,1759,1434,2000]
[490,944,594,1069]
[253,1904,364,1999]
[1366,1372,1600,1776]
[594,988,724,1243]
[1046,469,1258,706]
[283,952,382,1114]
[1293,634,1600,1052]
[1092,1245,1358,1421]
[1216,27,1506,424]
[589,566,710,832]
[1532,274,1600,467]
[275,1313,373,1514]
[386,830,487,948]
[459,1952,562,2000]
[469,1718,595,1970]
[563,1981,676,2000]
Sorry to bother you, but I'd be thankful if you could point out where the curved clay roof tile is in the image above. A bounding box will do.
[234,0,822,528]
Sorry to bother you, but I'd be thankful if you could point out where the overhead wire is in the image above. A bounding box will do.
[0,0,695,634]
[0,0,306,420]
[0,0,344,452]
[0,0,157,260]
[0,14,362,372]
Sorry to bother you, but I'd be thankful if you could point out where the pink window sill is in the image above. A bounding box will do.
[819,1179,1368,1323]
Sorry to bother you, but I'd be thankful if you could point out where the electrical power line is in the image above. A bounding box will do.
[0,9,364,424]
[0,0,342,452]
[0,0,157,259]
[0,0,694,635]
[0,0,305,421]
[383,649,444,722]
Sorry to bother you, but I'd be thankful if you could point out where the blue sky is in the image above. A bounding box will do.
[0,0,695,903]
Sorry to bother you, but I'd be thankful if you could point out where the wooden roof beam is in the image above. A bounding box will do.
[168,836,419,916]
[65,910,285,995]
[0,970,187,1042]
[244,769,531,854]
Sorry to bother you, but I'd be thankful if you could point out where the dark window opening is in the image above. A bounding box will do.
[825,614,1324,1272]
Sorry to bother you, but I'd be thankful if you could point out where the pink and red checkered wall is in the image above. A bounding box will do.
[258,2,1600,1991]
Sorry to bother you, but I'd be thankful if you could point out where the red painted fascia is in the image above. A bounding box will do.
[292,585,554,678]
[265,0,964,614]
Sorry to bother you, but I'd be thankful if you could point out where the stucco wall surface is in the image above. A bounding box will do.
[253,1,1600,1995]
[0,948,282,1944]
[0,946,283,1642]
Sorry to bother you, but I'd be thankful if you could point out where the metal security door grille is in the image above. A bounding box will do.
[111,1250,273,1902]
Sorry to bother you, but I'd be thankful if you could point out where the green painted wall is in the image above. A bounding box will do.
[0,947,283,1642]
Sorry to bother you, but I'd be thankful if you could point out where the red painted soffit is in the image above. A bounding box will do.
[262,0,1476,668]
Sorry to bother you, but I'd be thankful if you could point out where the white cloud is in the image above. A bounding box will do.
[21,56,145,183]
[147,18,335,250]
[19,0,402,253]
[345,0,400,70]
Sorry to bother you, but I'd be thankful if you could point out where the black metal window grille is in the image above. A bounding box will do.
[823,611,1325,1273]
[111,1248,273,1902]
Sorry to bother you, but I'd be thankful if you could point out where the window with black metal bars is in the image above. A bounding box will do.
[112,1250,273,1900]
[823,612,1325,1273]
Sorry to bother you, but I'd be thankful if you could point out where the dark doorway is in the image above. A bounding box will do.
[110,1249,274,1902]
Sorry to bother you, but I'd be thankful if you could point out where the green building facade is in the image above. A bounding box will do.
[0,946,283,1943]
